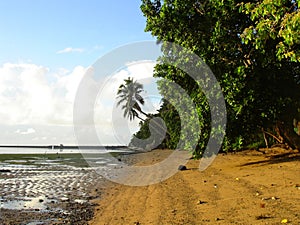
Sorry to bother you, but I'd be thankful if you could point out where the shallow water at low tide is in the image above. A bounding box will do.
[0,196,54,211]
[0,158,99,201]
[0,151,126,224]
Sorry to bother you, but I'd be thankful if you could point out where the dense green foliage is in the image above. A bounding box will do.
[240,0,300,62]
[131,99,181,150]
[131,0,300,157]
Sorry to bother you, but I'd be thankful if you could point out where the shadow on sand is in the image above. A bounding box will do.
[241,151,300,167]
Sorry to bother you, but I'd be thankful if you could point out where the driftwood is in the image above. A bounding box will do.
[262,120,300,150]
[261,128,284,148]
[262,129,283,143]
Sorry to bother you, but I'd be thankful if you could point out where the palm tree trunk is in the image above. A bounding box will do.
[139,110,149,118]
[136,115,146,122]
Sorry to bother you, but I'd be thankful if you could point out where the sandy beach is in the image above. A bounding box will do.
[90,149,300,225]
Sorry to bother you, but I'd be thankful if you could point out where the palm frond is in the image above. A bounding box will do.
[116,77,147,121]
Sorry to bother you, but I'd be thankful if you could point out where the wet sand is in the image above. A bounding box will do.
[0,154,109,225]
[2,149,299,224]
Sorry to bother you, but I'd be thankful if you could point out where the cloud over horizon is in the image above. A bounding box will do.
[0,63,85,126]
[0,62,85,145]
[0,61,160,145]
[15,128,36,135]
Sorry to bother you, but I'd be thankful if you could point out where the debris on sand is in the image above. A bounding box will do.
[178,165,187,171]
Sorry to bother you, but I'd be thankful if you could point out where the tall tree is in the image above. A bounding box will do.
[117,77,146,121]
[140,0,300,156]
[117,77,168,150]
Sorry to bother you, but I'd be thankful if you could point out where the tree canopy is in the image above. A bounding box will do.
[131,0,300,157]
[240,0,300,62]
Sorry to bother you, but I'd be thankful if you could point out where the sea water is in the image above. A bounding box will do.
[0,147,131,213]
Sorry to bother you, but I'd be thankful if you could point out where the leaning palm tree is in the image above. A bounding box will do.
[117,77,169,150]
[117,77,147,121]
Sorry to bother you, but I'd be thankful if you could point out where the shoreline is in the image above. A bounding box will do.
[0,153,110,225]
[1,148,299,224]
[89,148,300,225]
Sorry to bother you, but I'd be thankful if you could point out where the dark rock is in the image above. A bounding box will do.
[87,195,94,200]
[0,169,11,173]
[198,200,208,204]
[178,165,187,171]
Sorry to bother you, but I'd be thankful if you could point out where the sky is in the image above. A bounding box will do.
[0,0,160,145]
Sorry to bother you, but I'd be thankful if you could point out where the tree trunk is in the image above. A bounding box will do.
[262,128,283,144]
[139,110,150,118]
[136,115,146,122]
[277,120,300,149]
[262,128,269,148]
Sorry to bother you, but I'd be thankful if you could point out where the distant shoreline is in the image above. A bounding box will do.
[0,145,128,150]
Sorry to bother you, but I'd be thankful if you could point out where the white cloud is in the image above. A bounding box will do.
[94,61,157,102]
[15,128,36,135]
[56,47,84,54]
[0,62,88,145]
[93,61,162,145]
[0,61,161,145]
[0,63,86,126]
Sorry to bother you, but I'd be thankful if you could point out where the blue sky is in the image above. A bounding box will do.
[0,0,154,70]
[0,0,161,146]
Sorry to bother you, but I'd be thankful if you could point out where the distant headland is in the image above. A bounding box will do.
[0,145,128,150]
